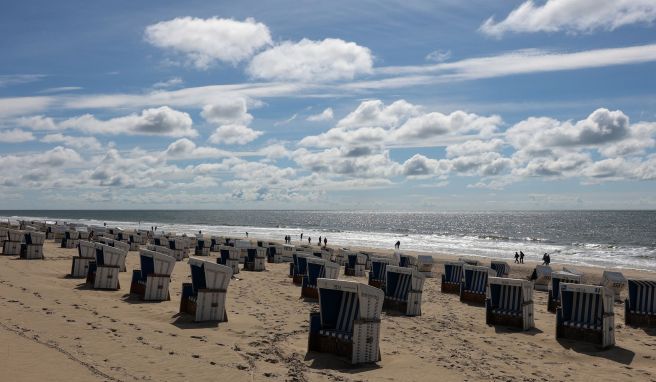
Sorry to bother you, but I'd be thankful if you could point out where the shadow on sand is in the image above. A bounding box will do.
[170,313,220,329]
[556,339,635,365]
[304,351,382,374]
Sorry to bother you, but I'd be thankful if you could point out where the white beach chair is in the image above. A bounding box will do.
[3,229,24,256]
[194,236,210,256]
[384,265,425,316]
[533,265,552,291]
[556,283,615,349]
[399,254,418,270]
[459,257,480,266]
[416,255,435,277]
[217,246,240,274]
[61,230,80,248]
[624,279,656,327]
[281,244,295,262]
[486,277,534,331]
[308,279,384,364]
[266,244,284,263]
[130,249,176,301]
[291,252,310,284]
[345,253,366,277]
[242,246,266,271]
[460,265,495,304]
[548,271,582,312]
[601,271,627,302]
[70,240,96,278]
[86,244,127,290]
[302,257,340,299]
[180,258,232,322]
[20,231,45,260]
[368,257,397,289]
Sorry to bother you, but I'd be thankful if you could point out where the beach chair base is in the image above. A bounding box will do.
[61,239,79,249]
[419,271,436,278]
[293,275,303,285]
[89,266,120,290]
[368,279,384,289]
[625,303,656,327]
[384,292,422,316]
[441,281,460,294]
[244,258,266,272]
[195,248,210,256]
[534,283,549,292]
[556,324,612,348]
[130,273,171,301]
[2,241,21,256]
[179,285,228,322]
[20,244,43,259]
[308,313,381,365]
[70,257,93,278]
[171,249,185,261]
[289,263,294,277]
[301,286,319,300]
[460,290,486,305]
[267,255,282,263]
[46,232,55,240]
[219,259,240,274]
[345,265,365,277]
[547,296,558,313]
[128,242,140,251]
[486,304,534,331]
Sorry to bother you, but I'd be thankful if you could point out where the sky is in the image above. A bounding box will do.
[0,0,655,210]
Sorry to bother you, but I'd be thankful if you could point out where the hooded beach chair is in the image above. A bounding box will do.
[368,257,396,289]
[3,229,24,256]
[61,230,80,248]
[441,261,464,294]
[548,271,582,312]
[459,257,480,266]
[556,283,615,348]
[130,249,176,301]
[624,279,656,327]
[490,261,510,278]
[20,231,45,260]
[217,245,240,274]
[359,251,373,270]
[242,247,266,271]
[302,258,340,299]
[195,236,210,256]
[345,253,366,277]
[266,245,283,263]
[209,236,221,252]
[282,244,295,262]
[308,279,384,364]
[180,258,232,322]
[486,277,534,330]
[291,253,310,285]
[399,254,418,270]
[70,240,97,278]
[601,271,627,302]
[86,244,127,290]
[460,265,495,304]
[383,265,425,316]
[533,265,552,291]
[169,237,191,260]
[417,255,435,277]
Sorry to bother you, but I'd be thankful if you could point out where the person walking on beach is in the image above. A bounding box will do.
[514,252,520,263]
[318,236,322,246]
[545,253,551,265]
[308,236,311,244]
[542,253,550,265]
[246,232,248,238]
[395,240,401,250]
[519,251,525,264]
[300,233,303,242]
[323,237,327,247]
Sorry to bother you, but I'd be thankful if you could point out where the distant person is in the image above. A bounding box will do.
[519,251,525,264]
[542,253,549,266]
[198,230,202,235]
[300,233,303,242]
[103,222,106,227]
[308,236,311,244]
[546,253,551,265]
[395,240,401,250]
[323,237,327,247]
[246,232,249,238]
[318,236,322,246]
[514,252,520,264]
[151,226,153,231]
[154,226,157,232]
[529,268,538,281]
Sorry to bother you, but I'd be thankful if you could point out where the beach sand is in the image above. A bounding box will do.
[0,240,654,382]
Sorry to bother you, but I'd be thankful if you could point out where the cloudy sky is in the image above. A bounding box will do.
[1,0,655,210]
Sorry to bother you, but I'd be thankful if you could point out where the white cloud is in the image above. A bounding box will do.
[145,17,272,69]
[209,124,263,145]
[307,108,334,122]
[446,139,505,158]
[17,115,60,130]
[201,98,253,125]
[0,74,44,88]
[38,86,83,94]
[41,133,102,151]
[0,97,53,118]
[153,77,183,89]
[425,49,451,62]
[247,38,373,82]
[480,0,656,38]
[0,128,35,143]
[402,154,450,178]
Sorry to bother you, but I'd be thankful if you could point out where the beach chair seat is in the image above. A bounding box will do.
[624,279,656,327]
[601,271,627,302]
[460,265,495,304]
[130,249,176,301]
[308,279,384,364]
[368,257,396,289]
[86,244,126,290]
[179,258,232,322]
[383,266,425,316]
[486,277,534,330]
[302,258,340,299]
[217,246,240,274]
[556,283,615,348]
[242,247,266,271]
[345,253,366,277]
[441,261,464,294]
[490,261,510,278]
[20,231,45,259]
[533,265,552,291]
[548,271,582,313]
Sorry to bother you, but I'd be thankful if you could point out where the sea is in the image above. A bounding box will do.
[1,210,655,271]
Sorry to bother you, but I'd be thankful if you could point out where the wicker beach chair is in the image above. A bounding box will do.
[368,257,396,289]
[180,258,232,322]
[601,271,627,302]
[548,271,582,312]
[533,265,552,291]
[302,257,340,299]
[490,260,510,278]
[441,261,464,294]
[399,254,418,270]
[417,255,435,277]
[61,230,80,248]
[20,231,45,260]
[217,246,240,274]
[70,240,96,278]
[291,253,310,284]
[194,237,210,256]
[241,246,266,271]
[130,249,176,301]
[486,277,534,330]
[308,279,384,364]
[3,229,24,256]
[383,265,425,316]
[556,283,615,349]
[86,244,127,290]
[624,279,656,327]
[345,253,366,277]
[460,265,495,304]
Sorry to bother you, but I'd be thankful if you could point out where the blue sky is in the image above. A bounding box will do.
[1,0,655,209]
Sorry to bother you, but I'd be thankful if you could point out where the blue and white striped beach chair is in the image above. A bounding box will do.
[194,237,210,256]
[308,279,384,364]
[399,254,418,270]
[368,257,397,289]
[548,271,582,312]
[625,279,656,327]
[291,253,310,285]
[460,265,495,304]
[345,253,366,276]
[217,246,240,274]
[383,265,425,316]
[490,261,510,278]
[130,249,176,301]
[70,240,96,278]
[556,283,615,348]
[86,243,127,290]
[441,261,464,294]
[20,231,45,259]
[61,230,80,249]
[302,258,340,299]
[242,246,266,271]
[486,277,534,330]
[180,258,233,322]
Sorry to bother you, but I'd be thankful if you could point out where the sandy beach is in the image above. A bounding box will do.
[0,240,654,382]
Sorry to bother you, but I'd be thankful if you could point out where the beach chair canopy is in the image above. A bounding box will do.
[626,279,656,314]
[488,277,529,316]
[463,265,494,293]
[139,249,175,276]
[443,261,464,283]
[188,258,232,293]
[490,261,510,277]
[560,283,611,330]
[317,279,384,338]
[551,271,582,301]
[385,265,425,301]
